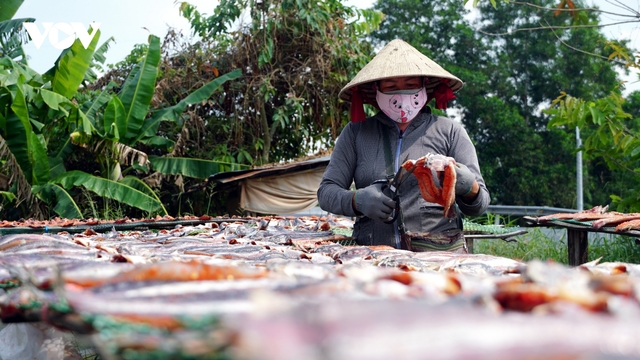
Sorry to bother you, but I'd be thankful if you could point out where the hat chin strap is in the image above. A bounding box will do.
[350,86,367,122]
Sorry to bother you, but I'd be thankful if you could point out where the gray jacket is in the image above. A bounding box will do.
[317,111,490,248]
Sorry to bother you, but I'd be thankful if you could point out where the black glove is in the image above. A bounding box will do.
[354,183,396,222]
[454,163,475,196]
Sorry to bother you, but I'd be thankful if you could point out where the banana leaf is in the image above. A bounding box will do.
[67,106,95,136]
[81,81,116,125]
[39,88,72,116]
[48,155,66,180]
[0,0,24,21]
[149,156,249,179]
[119,176,163,205]
[140,135,174,151]
[50,28,101,99]
[0,191,15,202]
[52,170,167,215]
[137,69,242,141]
[84,36,115,84]
[6,77,35,183]
[0,56,37,84]
[6,99,30,179]
[119,35,160,142]
[28,130,49,185]
[33,183,83,219]
[0,18,33,61]
[104,96,124,140]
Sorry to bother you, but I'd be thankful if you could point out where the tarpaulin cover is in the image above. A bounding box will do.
[240,167,325,214]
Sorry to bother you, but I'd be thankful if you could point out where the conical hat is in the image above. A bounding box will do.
[338,39,463,104]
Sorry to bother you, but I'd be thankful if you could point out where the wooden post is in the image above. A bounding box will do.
[567,229,588,266]
[465,237,474,254]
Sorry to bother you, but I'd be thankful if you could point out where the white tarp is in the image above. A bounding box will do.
[240,167,326,215]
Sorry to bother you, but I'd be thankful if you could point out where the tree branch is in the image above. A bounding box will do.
[543,20,628,67]
[476,20,638,37]
[512,1,640,19]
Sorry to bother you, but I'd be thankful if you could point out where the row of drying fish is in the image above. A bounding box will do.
[2,216,640,359]
[537,205,640,232]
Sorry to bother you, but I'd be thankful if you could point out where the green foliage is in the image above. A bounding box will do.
[0,47,97,219]
[545,92,640,211]
[148,156,245,179]
[119,35,161,141]
[475,229,640,264]
[65,34,248,217]
[107,43,148,71]
[33,183,83,219]
[588,235,640,264]
[179,0,382,163]
[48,28,101,99]
[137,68,243,144]
[84,36,115,84]
[0,18,33,61]
[0,13,245,219]
[475,229,568,264]
[0,0,24,21]
[52,170,167,215]
[0,1,31,62]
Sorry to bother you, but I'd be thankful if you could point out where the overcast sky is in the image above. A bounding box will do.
[14,0,640,94]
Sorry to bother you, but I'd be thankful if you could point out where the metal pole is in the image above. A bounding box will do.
[576,127,583,211]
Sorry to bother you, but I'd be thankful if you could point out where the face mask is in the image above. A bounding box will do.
[376,87,428,124]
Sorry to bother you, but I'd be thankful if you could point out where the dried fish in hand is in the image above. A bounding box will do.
[402,153,457,218]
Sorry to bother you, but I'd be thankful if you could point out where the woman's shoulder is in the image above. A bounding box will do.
[345,113,387,131]
[428,113,464,131]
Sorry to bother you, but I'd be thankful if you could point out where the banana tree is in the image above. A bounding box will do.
[0,0,33,62]
[0,20,172,219]
[66,34,247,212]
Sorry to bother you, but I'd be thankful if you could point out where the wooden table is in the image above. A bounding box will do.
[522,216,640,266]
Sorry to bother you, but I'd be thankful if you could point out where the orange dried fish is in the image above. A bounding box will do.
[409,162,441,204]
[537,212,618,222]
[402,154,457,218]
[441,162,457,218]
[614,219,640,232]
[65,260,267,288]
[592,213,640,229]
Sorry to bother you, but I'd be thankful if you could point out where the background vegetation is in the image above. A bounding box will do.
[0,0,638,222]
[474,229,640,265]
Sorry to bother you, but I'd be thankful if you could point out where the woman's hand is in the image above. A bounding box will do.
[454,163,479,200]
[353,183,396,222]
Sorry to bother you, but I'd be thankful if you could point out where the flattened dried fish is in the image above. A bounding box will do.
[65,260,266,287]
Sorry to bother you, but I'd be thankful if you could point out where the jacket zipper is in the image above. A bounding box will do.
[394,127,403,249]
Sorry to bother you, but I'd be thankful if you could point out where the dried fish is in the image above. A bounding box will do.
[615,219,640,232]
[65,260,266,288]
[591,213,640,229]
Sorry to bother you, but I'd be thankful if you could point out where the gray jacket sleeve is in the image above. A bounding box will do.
[317,123,359,217]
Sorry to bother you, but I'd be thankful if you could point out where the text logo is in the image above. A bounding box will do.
[23,22,101,50]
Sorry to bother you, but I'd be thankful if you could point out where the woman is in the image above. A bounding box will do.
[317,39,490,252]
